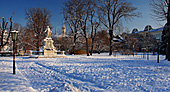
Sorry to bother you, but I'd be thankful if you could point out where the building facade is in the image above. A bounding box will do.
[133,26,163,41]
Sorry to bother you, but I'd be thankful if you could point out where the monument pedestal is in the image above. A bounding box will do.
[29,26,66,58]
[44,50,56,55]
[36,55,67,58]
[43,38,57,55]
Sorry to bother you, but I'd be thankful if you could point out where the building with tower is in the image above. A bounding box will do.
[62,20,66,36]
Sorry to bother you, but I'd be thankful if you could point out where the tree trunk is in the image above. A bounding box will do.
[90,38,94,56]
[85,37,90,56]
[166,44,168,59]
[36,39,39,55]
[72,45,75,55]
[72,34,77,55]
[168,31,170,61]
[167,0,170,61]
[36,44,39,53]
[109,29,113,56]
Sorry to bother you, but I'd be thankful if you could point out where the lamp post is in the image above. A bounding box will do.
[133,44,135,57]
[11,30,18,74]
[156,38,160,63]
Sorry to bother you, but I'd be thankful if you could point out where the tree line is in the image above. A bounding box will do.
[62,0,140,56]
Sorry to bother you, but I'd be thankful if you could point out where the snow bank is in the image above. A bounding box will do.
[0,54,170,92]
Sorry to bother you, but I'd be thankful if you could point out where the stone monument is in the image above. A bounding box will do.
[30,26,66,58]
[43,26,57,55]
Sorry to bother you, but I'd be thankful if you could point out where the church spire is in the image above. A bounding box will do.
[62,20,66,35]
[55,27,57,36]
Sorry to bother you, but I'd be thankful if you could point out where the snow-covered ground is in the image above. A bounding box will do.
[0,53,170,92]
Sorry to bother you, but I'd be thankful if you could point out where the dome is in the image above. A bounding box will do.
[132,28,138,34]
[144,25,152,31]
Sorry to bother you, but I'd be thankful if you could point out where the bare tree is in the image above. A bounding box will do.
[0,17,13,51]
[77,0,93,56]
[62,0,81,54]
[150,0,168,21]
[113,20,124,35]
[95,30,110,52]
[13,23,22,31]
[96,0,140,55]
[89,0,100,56]
[63,0,93,56]
[150,0,170,61]
[18,28,37,52]
[167,0,170,61]
[73,0,100,56]
[25,8,51,52]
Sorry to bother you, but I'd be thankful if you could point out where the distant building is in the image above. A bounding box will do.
[132,25,163,41]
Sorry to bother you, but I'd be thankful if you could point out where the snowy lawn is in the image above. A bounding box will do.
[0,53,170,92]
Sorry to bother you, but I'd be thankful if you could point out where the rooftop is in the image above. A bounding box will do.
[135,27,163,34]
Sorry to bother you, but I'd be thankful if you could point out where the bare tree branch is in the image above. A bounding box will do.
[96,0,140,55]
[25,8,51,51]
[150,0,168,21]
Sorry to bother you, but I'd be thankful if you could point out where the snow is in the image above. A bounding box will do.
[0,53,170,92]
[0,59,37,92]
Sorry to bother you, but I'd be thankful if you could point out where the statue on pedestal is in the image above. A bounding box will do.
[43,26,57,55]
[30,26,66,58]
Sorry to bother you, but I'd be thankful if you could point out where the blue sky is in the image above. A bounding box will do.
[0,0,166,33]
[0,0,66,33]
[127,0,166,31]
